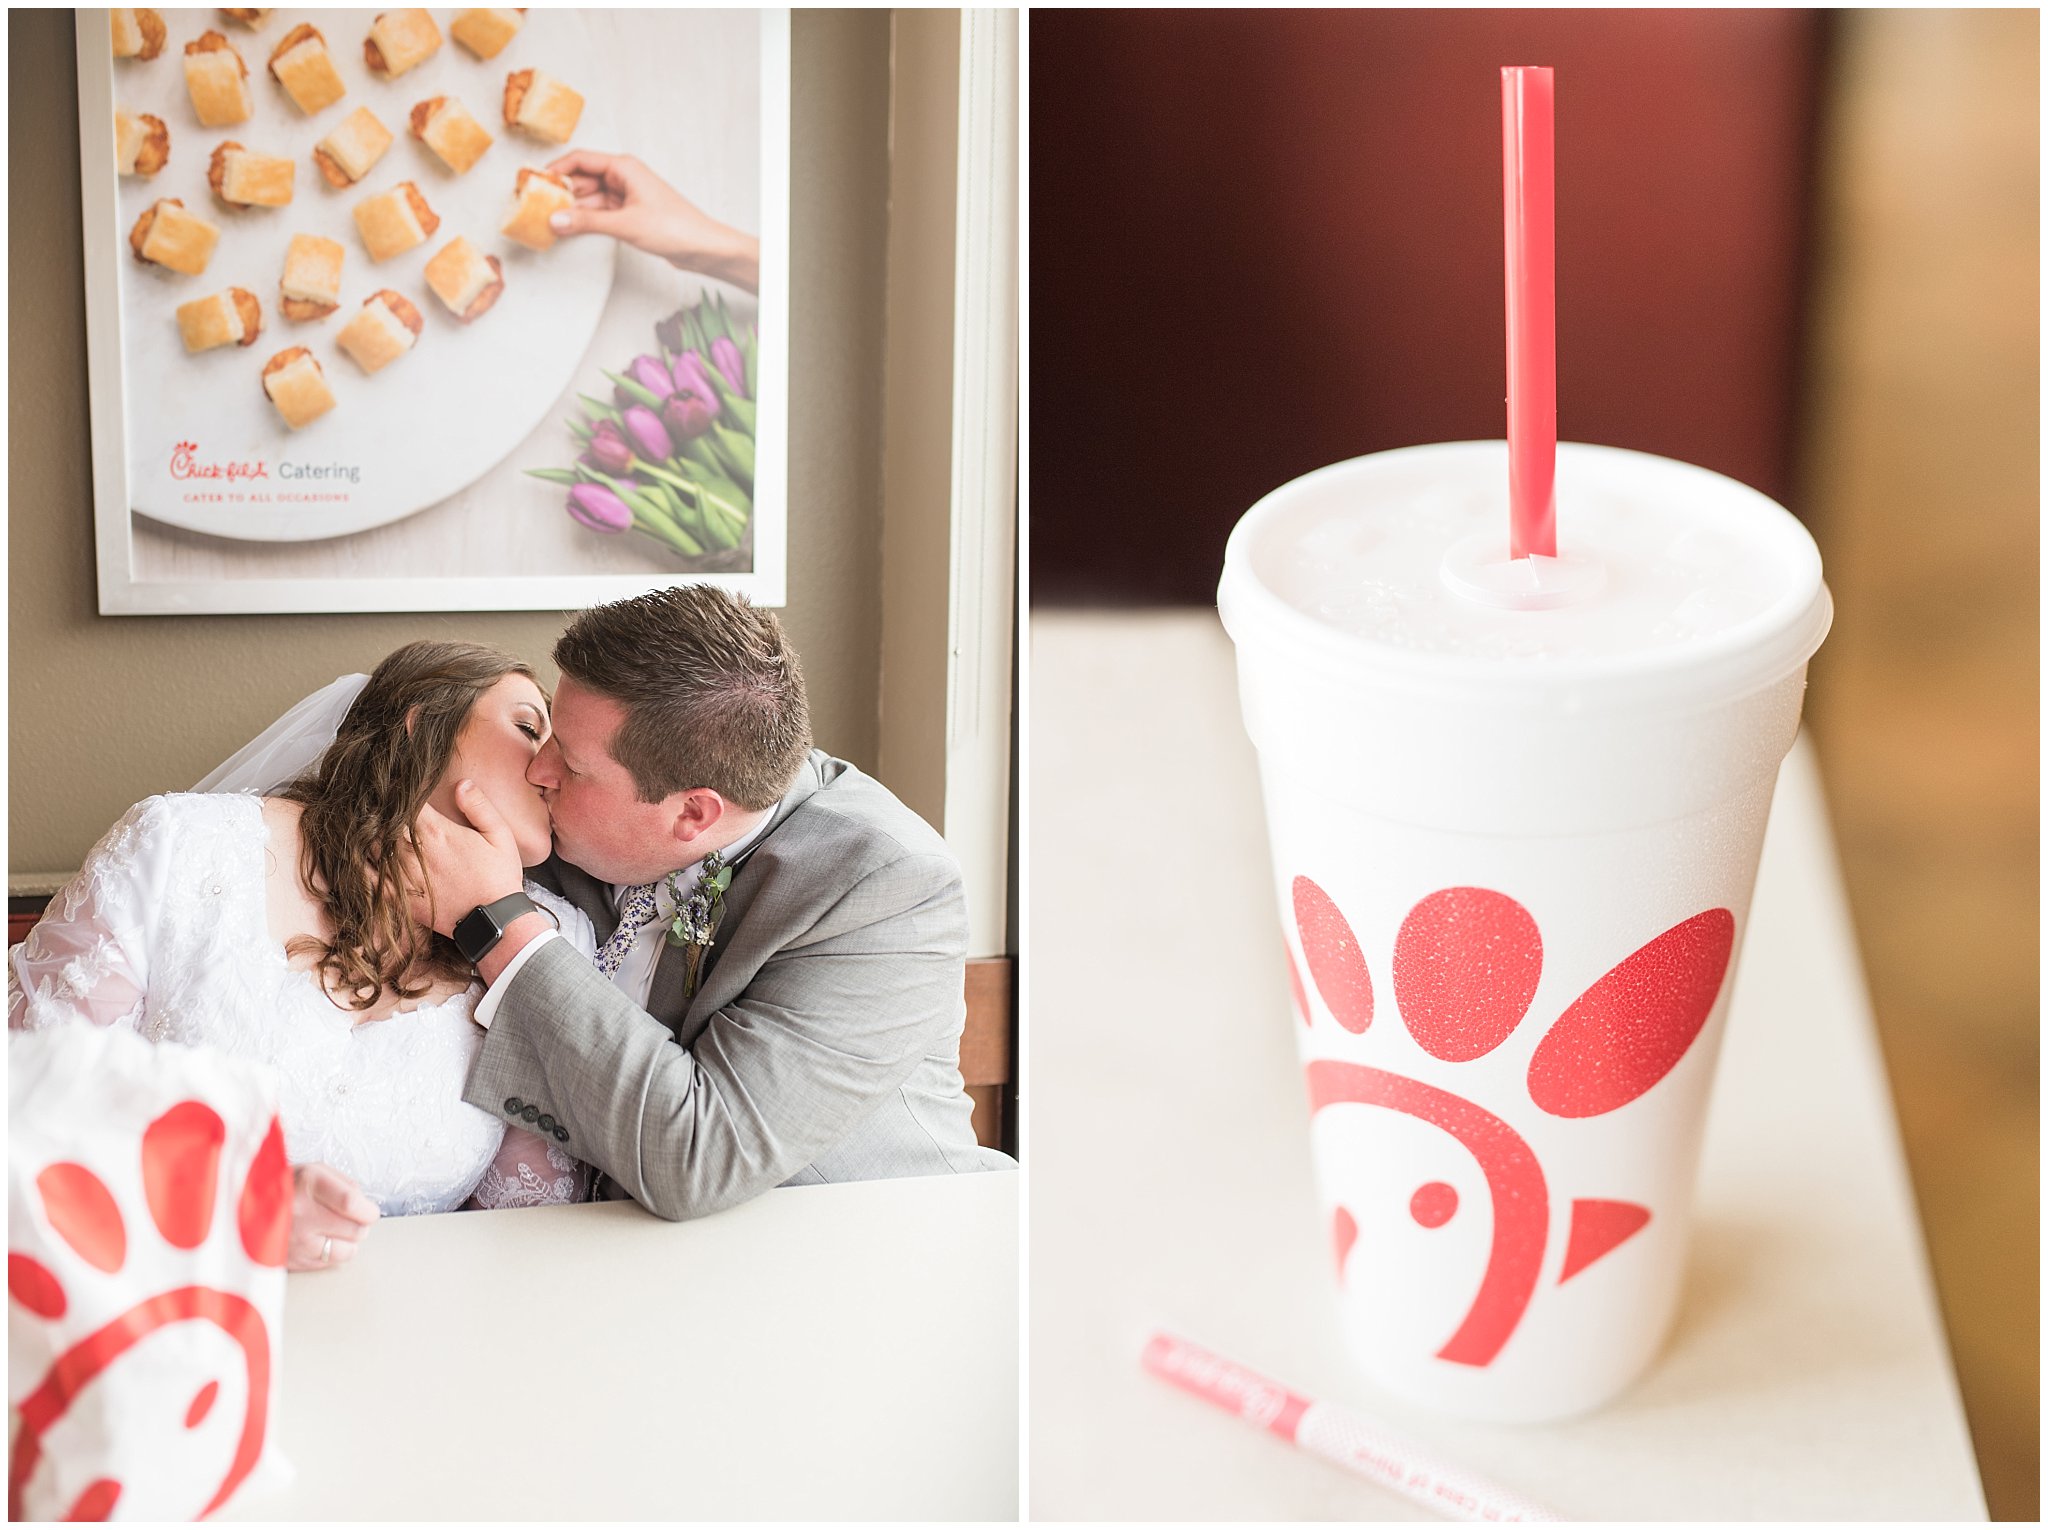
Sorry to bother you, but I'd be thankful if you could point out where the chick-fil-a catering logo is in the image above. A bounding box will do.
[169,441,269,484]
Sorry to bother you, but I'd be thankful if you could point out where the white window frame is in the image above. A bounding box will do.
[878,9,1019,960]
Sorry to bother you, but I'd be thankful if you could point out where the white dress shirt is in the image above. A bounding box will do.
[474,807,777,1027]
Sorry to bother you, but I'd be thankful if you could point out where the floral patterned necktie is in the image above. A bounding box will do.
[594,883,660,980]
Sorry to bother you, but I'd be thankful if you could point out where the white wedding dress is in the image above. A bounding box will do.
[7,792,600,1216]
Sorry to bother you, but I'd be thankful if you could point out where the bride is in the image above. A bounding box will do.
[7,641,600,1267]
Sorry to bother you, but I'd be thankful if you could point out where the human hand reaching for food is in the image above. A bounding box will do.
[545,149,760,295]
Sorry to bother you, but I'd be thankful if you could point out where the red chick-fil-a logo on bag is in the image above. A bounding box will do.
[169,441,269,484]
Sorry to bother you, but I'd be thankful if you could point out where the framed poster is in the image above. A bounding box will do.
[79,8,789,614]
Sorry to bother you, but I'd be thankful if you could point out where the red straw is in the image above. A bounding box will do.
[1501,66,1557,559]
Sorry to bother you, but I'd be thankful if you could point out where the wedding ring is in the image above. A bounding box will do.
[321,1234,333,1264]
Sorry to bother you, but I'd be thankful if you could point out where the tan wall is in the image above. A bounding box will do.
[877,8,960,834]
[8,9,892,877]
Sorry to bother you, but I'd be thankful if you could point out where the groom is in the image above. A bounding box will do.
[413,585,1013,1220]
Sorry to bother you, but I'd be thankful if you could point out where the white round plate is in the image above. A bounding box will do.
[114,7,615,541]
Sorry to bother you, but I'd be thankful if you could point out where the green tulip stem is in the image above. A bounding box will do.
[630,458,700,497]
[604,370,668,412]
[634,511,703,559]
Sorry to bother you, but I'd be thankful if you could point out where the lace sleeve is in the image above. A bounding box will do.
[460,885,598,1213]
[466,1126,592,1209]
[524,882,598,961]
[8,799,174,1034]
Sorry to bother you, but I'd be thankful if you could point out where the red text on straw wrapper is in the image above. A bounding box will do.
[1329,1421,1534,1521]
[1145,1336,1301,1434]
[1344,1439,1411,1484]
[1433,1479,1482,1514]
[1145,1333,1563,1522]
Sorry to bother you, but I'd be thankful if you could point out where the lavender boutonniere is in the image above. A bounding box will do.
[666,850,732,1002]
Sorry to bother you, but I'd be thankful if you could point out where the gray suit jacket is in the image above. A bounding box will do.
[462,749,1015,1219]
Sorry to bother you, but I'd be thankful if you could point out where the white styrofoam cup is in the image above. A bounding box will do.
[1219,441,1831,1421]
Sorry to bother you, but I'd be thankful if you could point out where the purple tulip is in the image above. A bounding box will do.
[629,353,676,400]
[621,404,674,463]
[672,351,723,418]
[580,421,634,476]
[710,337,747,399]
[567,484,633,534]
[662,388,717,445]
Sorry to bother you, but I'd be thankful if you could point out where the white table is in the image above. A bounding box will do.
[1028,610,1985,1521]
[224,1171,1017,1521]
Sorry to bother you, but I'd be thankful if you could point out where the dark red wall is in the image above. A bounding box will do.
[1031,9,1830,604]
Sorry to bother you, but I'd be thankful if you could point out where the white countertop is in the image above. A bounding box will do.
[1027,609,1984,1521]
[224,1170,1018,1521]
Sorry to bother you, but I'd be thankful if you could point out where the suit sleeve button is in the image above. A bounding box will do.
[553,1127,569,1143]
[504,1097,523,1115]
[538,1113,556,1132]
[521,1105,540,1123]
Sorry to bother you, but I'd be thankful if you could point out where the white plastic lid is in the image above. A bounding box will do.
[1218,441,1832,714]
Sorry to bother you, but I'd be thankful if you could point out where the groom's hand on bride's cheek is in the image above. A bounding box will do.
[288,1163,380,1273]
[412,783,524,937]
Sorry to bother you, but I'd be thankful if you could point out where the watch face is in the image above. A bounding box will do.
[454,906,501,962]
[455,895,534,962]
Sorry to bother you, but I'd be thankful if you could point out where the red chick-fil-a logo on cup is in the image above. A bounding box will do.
[169,440,270,483]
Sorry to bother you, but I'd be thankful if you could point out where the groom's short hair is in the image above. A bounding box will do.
[554,585,812,810]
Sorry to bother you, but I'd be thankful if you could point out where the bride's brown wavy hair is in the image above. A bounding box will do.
[278,640,543,1011]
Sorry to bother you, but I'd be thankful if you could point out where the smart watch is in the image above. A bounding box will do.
[453,893,540,965]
